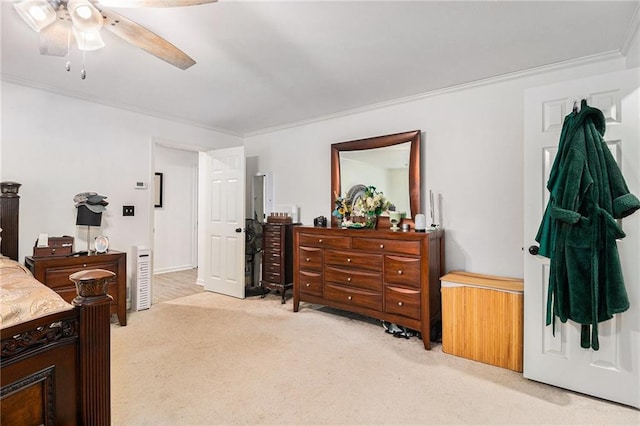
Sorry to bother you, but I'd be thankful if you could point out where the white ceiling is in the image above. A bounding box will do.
[1,1,639,136]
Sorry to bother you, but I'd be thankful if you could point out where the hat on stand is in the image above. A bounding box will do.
[74,191,109,213]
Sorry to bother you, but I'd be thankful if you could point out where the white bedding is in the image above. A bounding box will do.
[0,256,73,329]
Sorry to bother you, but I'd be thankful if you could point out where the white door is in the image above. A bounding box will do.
[200,146,246,298]
[524,68,640,408]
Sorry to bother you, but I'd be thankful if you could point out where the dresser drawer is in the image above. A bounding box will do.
[325,250,382,272]
[325,284,382,312]
[263,235,282,251]
[264,271,283,284]
[263,249,282,263]
[352,238,421,256]
[385,286,421,320]
[299,246,323,271]
[298,270,323,297]
[298,233,350,249]
[43,261,119,289]
[384,255,421,288]
[264,225,282,237]
[263,260,282,274]
[263,242,282,253]
[325,266,382,292]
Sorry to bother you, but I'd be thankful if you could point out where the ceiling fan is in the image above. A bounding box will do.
[13,0,216,72]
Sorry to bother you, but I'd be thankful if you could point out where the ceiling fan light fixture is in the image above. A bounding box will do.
[72,26,106,51]
[13,0,56,32]
[67,0,104,33]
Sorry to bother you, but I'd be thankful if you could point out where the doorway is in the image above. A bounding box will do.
[153,143,200,303]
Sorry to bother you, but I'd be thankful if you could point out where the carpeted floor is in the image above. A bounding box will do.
[111,292,639,425]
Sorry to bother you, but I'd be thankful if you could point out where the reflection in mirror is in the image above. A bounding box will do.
[331,130,421,228]
[252,172,273,222]
[340,143,411,215]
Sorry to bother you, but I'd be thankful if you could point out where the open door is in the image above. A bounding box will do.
[200,146,246,298]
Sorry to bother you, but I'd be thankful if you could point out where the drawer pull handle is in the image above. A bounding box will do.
[306,258,310,262]
[347,277,352,282]
[398,301,403,306]
[347,258,351,262]
[380,244,384,249]
[398,270,403,275]
[318,239,323,243]
[306,283,311,287]
[83,264,87,268]
[347,296,352,301]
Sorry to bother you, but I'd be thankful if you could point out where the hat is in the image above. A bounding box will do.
[74,192,96,204]
[87,194,108,204]
[74,192,108,213]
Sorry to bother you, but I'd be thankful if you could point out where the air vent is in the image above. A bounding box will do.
[132,245,151,311]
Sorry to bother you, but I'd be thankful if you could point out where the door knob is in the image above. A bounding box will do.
[528,245,539,255]
[235,228,242,233]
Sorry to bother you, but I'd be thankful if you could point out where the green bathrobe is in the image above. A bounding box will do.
[535,99,640,350]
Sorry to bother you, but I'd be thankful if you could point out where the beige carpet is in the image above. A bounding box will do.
[111,292,639,425]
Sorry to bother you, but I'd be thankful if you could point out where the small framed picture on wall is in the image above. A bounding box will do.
[154,172,164,208]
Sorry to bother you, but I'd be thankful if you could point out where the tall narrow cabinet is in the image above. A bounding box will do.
[261,223,296,303]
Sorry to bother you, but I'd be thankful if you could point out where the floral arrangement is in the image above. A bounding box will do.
[333,186,392,228]
[353,185,392,218]
[332,193,350,219]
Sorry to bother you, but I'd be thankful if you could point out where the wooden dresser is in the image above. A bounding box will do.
[261,223,296,303]
[25,250,127,326]
[293,226,444,349]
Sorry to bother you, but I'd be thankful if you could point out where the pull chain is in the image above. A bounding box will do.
[81,48,87,79]
[80,31,87,80]
[65,27,71,72]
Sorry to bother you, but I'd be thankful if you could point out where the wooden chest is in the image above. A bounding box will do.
[440,271,524,371]
[32,236,74,258]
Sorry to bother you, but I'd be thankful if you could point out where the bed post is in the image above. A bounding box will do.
[70,269,115,426]
[0,181,22,261]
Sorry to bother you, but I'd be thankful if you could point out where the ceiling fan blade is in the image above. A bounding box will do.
[39,21,72,57]
[98,7,196,70]
[95,0,216,8]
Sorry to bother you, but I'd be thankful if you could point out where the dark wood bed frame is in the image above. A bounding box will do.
[0,182,111,425]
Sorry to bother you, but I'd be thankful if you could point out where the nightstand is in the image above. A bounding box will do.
[25,250,127,326]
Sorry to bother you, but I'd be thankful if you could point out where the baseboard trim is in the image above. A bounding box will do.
[154,265,197,275]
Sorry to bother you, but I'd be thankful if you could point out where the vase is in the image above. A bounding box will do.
[365,215,378,229]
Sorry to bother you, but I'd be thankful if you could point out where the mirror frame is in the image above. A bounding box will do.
[331,130,421,228]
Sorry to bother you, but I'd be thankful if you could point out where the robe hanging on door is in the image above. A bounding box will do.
[535,99,640,350]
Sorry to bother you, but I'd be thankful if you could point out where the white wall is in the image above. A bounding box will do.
[154,145,199,273]
[1,82,242,285]
[244,57,628,279]
[1,56,633,283]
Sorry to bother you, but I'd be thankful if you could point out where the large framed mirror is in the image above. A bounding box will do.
[331,130,421,227]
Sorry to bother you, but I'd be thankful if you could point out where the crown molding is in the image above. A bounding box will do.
[2,49,626,140]
[621,3,640,57]
[0,73,243,138]
[245,51,624,138]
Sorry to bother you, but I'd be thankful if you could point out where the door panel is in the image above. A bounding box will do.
[524,68,639,408]
[201,146,246,298]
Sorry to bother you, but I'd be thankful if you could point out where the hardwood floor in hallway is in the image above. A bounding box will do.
[153,268,203,304]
